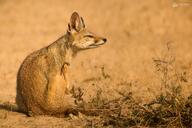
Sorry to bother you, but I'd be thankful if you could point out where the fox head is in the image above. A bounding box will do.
[66,12,107,50]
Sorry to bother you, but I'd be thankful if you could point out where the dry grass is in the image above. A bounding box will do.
[69,43,192,127]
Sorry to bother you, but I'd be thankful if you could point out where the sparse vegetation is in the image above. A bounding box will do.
[70,43,192,127]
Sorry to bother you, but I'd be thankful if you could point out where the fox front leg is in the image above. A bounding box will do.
[46,65,69,105]
[61,63,70,94]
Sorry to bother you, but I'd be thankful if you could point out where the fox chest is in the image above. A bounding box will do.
[46,64,69,96]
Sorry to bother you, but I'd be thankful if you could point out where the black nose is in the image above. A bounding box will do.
[103,38,107,42]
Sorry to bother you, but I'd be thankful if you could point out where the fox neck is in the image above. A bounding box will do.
[48,34,76,67]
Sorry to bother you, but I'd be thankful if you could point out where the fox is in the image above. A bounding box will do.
[16,12,107,116]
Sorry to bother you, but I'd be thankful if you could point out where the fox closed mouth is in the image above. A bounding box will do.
[90,40,106,47]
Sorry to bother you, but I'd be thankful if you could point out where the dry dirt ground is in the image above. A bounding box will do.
[0,0,192,127]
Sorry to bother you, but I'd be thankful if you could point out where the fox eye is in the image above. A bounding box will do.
[84,35,93,38]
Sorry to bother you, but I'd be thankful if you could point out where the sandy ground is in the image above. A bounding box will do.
[0,0,192,127]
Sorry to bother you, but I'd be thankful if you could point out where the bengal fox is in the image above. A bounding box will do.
[16,12,107,116]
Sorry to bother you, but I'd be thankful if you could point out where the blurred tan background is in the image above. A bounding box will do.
[0,0,192,116]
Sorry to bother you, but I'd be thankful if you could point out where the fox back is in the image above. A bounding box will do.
[16,12,107,116]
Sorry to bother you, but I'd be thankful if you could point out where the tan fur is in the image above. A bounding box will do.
[16,12,107,116]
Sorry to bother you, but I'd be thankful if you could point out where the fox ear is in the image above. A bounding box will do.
[80,17,85,28]
[69,12,85,32]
